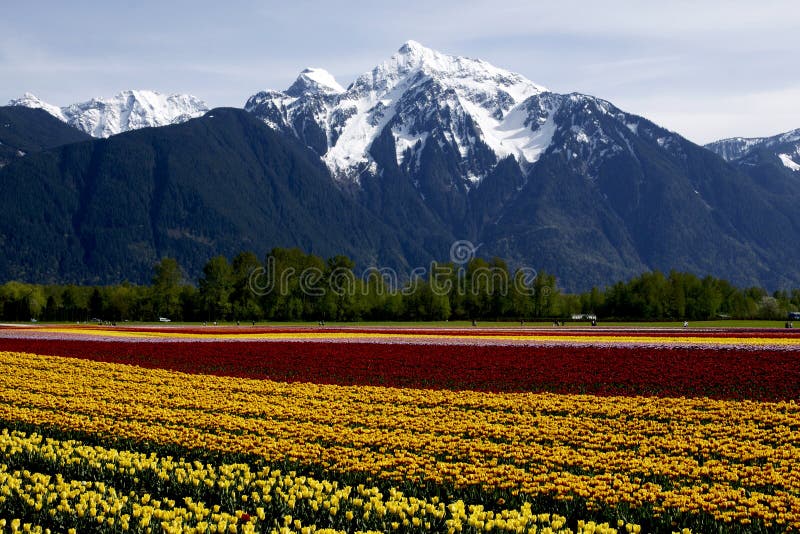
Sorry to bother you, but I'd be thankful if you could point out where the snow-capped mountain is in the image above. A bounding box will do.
[245,41,677,189]
[706,128,800,172]
[246,41,557,184]
[9,90,209,138]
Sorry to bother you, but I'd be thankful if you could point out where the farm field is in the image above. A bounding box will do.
[5,320,795,328]
[0,325,798,533]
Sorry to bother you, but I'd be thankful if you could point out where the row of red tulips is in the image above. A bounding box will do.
[1,336,798,400]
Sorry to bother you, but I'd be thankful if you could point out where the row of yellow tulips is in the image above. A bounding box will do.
[0,428,633,534]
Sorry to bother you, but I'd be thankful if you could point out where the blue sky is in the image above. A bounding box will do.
[2,0,798,144]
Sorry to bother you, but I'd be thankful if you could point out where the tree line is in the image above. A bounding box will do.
[0,248,798,322]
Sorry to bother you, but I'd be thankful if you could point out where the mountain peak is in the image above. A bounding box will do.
[10,92,42,104]
[396,39,436,58]
[8,93,66,121]
[394,40,460,67]
[388,40,455,74]
[247,40,553,183]
[286,68,345,97]
[398,39,425,53]
[370,41,548,95]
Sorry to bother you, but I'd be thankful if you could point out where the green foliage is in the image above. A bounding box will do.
[199,256,234,321]
[230,251,263,321]
[0,282,46,320]
[0,252,798,323]
[151,257,184,319]
[585,269,800,321]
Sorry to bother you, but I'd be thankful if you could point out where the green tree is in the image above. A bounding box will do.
[509,270,534,319]
[668,271,687,319]
[532,270,558,317]
[262,248,327,321]
[62,285,91,322]
[151,258,184,320]
[583,286,605,315]
[791,289,800,308]
[106,283,136,321]
[322,255,358,321]
[199,256,234,321]
[89,288,104,319]
[231,252,263,321]
[0,282,46,321]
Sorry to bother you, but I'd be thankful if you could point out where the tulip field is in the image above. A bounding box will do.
[0,325,799,533]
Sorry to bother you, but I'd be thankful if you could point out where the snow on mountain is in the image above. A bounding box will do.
[776,128,800,145]
[778,153,800,172]
[706,128,800,171]
[8,93,67,122]
[62,90,209,138]
[330,40,552,180]
[704,137,757,161]
[246,41,562,185]
[244,41,687,191]
[286,68,345,96]
[9,90,209,138]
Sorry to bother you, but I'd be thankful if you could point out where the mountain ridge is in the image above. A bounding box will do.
[8,90,209,138]
[706,128,800,174]
[0,106,91,167]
